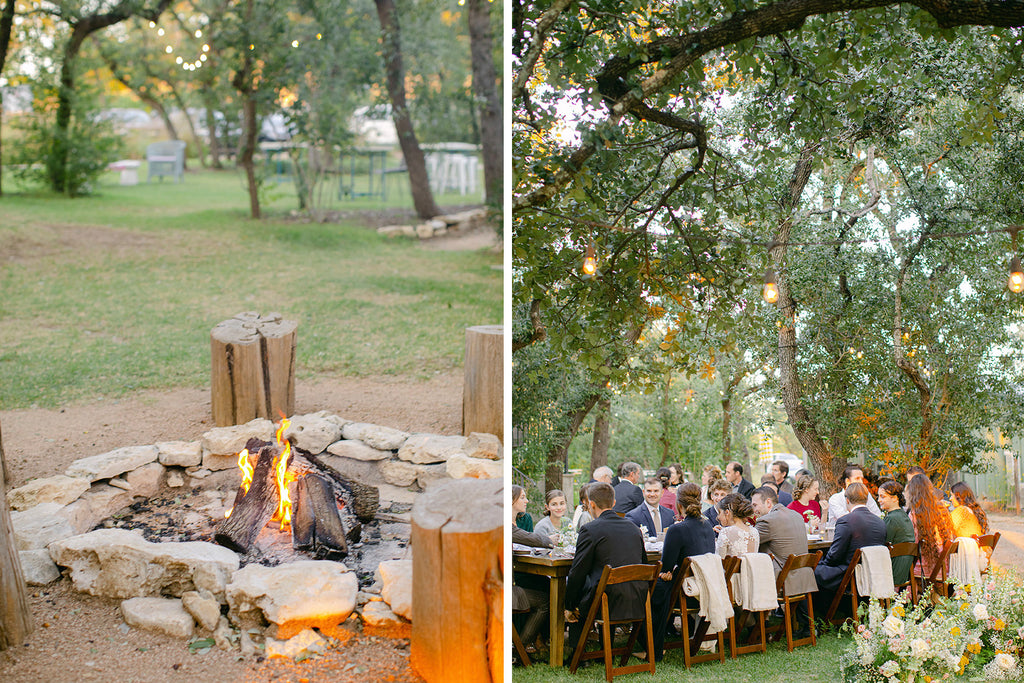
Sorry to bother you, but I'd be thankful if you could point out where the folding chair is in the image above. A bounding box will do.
[824,548,863,626]
[569,562,660,682]
[774,551,822,652]
[920,539,959,600]
[974,533,1001,575]
[512,608,531,667]
[888,542,919,605]
[663,557,727,669]
[722,555,767,658]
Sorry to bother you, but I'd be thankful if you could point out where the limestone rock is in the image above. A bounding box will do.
[226,560,357,639]
[122,597,194,638]
[398,434,466,464]
[316,454,384,486]
[50,528,239,600]
[361,600,405,626]
[341,423,409,451]
[108,477,131,491]
[79,483,132,522]
[126,462,165,498]
[326,440,391,462]
[436,208,487,229]
[446,453,503,480]
[265,628,327,660]
[167,469,186,488]
[415,223,434,239]
[8,475,91,511]
[59,499,98,535]
[213,616,233,650]
[463,432,502,460]
[377,224,416,237]
[414,463,449,489]
[380,460,418,487]
[65,445,159,482]
[202,419,275,470]
[182,590,222,631]
[19,549,61,585]
[378,559,412,621]
[10,503,76,550]
[283,411,348,454]
[157,441,202,467]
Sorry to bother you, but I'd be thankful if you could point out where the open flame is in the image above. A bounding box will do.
[223,417,296,527]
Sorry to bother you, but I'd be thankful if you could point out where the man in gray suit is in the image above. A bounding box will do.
[752,486,817,636]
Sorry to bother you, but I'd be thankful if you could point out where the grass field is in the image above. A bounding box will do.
[513,630,852,682]
[0,166,501,409]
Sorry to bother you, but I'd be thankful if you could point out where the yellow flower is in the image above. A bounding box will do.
[964,584,973,594]
[993,618,1006,631]
[951,626,961,636]
[893,605,905,617]
[960,655,969,667]
[967,642,982,654]
[960,602,969,611]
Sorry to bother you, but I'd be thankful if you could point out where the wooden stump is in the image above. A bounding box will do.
[211,312,297,426]
[1,420,33,650]
[462,325,503,442]
[410,478,503,682]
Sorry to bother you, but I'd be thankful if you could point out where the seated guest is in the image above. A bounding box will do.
[591,465,614,485]
[627,477,676,539]
[534,489,568,540]
[704,478,733,528]
[513,484,536,532]
[827,465,881,521]
[725,461,756,499]
[715,493,759,557]
[571,483,594,530]
[564,482,647,657]
[656,467,677,510]
[788,474,823,530]
[760,476,793,507]
[949,482,989,538]
[878,480,915,586]
[814,483,887,617]
[700,465,723,512]
[612,462,645,514]
[771,459,795,497]
[905,466,927,485]
[651,482,715,661]
[512,489,555,651]
[906,475,955,577]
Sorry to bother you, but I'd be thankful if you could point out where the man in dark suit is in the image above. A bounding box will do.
[760,476,793,507]
[814,482,887,618]
[565,482,648,656]
[611,462,644,514]
[703,478,732,528]
[626,477,675,538]
[726,461,756,499]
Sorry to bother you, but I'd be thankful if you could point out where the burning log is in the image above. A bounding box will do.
[214,445,279,553]
[291,474,348,560]
[304,451,379,523]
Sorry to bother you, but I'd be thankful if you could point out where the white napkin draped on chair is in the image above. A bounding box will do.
[950,536,985,587]
[682,553,732,634]
[730,552,779,611]
[854,545,895,599]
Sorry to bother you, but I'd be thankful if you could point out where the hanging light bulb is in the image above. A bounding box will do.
[762,269,780,304]
[1010,255,1024,293]
[581,242,597,275]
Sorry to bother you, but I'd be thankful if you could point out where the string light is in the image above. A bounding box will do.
[762,269,779,304]
[582,242,597,275]
[1010,256,1023,293]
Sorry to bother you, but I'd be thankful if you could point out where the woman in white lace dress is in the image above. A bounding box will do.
[715,493,760,557]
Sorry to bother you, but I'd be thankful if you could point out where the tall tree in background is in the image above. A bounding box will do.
[0,0,16,196]
[466,0,500,207]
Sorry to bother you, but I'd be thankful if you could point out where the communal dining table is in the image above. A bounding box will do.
[513,535,831,667]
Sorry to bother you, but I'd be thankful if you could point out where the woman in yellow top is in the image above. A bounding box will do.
[949,482,989,538]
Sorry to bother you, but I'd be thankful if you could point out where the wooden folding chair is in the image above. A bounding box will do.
[512,608,531,667]
[722,555,767,658]
[824,548,864,626]
[974,533,1001,575]
[888,542,919,605]
[569,562,661,682]
[920,539,959,601]
[663,557,727,669]
[774,551,822,652]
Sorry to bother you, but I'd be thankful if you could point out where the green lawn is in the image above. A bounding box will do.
[0,166,500,409]
[513,631,852,682]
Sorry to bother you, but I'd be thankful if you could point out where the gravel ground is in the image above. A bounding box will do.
[1,375,464,682]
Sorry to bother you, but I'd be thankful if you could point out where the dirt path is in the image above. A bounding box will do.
[986,512,1024,573]
[1,375,466,682]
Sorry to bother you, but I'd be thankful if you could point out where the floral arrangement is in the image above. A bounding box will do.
[841,569,1024,682]
[557,518,577,551]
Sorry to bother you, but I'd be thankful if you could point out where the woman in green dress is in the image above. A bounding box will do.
[878,480,915,586]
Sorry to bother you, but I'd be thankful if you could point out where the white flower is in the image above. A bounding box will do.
[640,525,649,536]
[973,603,989,620]
[996,653,1016,671]
[910,638,929,658]
[882,616,904,638]
[879,659,900,677]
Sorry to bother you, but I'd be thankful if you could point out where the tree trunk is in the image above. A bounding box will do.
[374,0,440,219]
[203,100,224,169]
[411,478,502,682]
[466,0,501,206]
[590,396,610,474]
[547,393,600,491]
[659,374,672,465]
[0,0,13,196]
[239,92,259,218]
[1,419,33,650]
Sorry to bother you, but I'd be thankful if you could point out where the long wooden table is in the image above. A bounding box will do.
[513,538,831,667]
